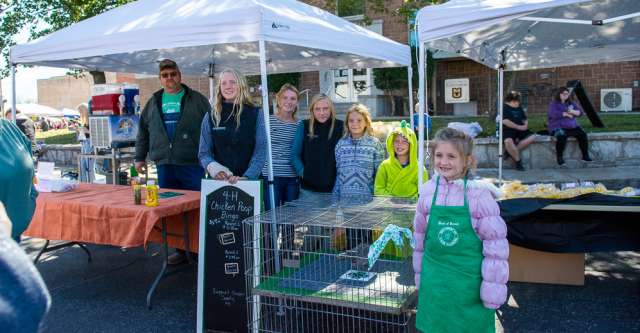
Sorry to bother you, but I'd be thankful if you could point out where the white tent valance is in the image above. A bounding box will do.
[417,0,640,71]
[11,0,409,75]
[15,103,64,117]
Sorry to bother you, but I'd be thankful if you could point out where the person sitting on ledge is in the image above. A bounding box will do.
[547,87,592,166]
[501,91,535,171]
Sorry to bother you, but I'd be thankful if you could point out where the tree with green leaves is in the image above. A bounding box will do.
[0,0,134,79]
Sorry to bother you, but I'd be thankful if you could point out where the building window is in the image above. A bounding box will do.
[318,18,384,103]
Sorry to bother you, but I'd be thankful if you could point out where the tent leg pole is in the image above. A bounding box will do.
[208,63,215,107]
[498,67,504,183]
[259,40,278,264]
[418,42,426,192]
[11,63,17,124]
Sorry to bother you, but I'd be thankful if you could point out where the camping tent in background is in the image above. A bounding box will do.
[416,0,640,182]
[61,108,81,118]
[15,103,64,117]
[10,0,411,330]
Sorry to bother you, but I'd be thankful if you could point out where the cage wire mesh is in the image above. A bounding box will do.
[243,194,418,333]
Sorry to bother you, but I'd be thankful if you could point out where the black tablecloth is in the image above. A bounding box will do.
[499,193,640,253]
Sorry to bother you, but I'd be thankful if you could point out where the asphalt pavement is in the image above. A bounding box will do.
[20,237,639,333]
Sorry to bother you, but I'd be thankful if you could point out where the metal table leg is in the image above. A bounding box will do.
[183,211,192,264]
[146,213,194,309]
[147,218,169,309]
[34,240,92,264]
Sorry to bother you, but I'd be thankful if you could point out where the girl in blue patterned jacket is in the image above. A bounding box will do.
[332,104,385,203]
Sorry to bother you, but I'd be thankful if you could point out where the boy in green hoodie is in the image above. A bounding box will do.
[374,121,427,198]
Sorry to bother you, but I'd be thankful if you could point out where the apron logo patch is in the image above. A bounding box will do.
[438,226,459,247]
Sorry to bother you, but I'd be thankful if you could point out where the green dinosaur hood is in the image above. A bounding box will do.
[375,120,426,198]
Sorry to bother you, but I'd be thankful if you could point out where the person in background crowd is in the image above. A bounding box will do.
[262,83,301,209]
[38,117,50,132]
[5,109,36,153]
[332,103,384,202]
[291,94,344,197]
[413,127,508,333]
[374,121,427,198]
[76,103,95,182]
[548,87,592,166]
[0,118,37,242]
[135,59,209,265]
[0,202,51,333]
[502,91,536,171]
[412,102,432,136]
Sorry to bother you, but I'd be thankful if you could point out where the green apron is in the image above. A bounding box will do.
[416,177,495,333]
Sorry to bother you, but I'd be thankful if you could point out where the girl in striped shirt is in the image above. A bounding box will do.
[262,83,301,209]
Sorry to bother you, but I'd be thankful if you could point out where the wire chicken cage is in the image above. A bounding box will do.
[243,194,418,333]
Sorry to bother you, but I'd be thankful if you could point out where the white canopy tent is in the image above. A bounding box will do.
[10,0,407,74]
[10,0,410,330]
[61,108,81,118]
[416,0,640,182]
[14,103,64,117]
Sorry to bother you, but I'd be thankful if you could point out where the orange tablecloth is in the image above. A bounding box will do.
[24,183,201,252]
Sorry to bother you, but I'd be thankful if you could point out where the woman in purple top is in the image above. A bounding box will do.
[547,87,592,165]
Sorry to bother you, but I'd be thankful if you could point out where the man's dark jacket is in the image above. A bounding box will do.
[135,84,209,165]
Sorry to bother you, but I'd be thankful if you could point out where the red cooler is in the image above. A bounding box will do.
[92,84,123,116]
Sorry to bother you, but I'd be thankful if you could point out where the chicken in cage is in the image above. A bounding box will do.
[243,194,418,333]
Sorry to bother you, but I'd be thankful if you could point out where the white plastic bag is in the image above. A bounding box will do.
[447,122,483,138]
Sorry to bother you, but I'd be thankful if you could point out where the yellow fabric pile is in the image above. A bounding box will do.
[500,181,618,199]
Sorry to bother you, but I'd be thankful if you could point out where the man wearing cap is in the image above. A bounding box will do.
[135,59,209,264]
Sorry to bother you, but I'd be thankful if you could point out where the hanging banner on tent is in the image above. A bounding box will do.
[197,179,261,333]
[445,78,470,103]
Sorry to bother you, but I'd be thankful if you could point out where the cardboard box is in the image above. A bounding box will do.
[508,244,585,286]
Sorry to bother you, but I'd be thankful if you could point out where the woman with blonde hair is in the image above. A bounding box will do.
[261,83,301,208]
[332,103,384,202]
[76,103,95,182]
[291,94,344,195]
[198,68,266,184]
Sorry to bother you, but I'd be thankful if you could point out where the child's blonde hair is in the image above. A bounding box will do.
[212,68,253,129]
[430,127,476,178]
[344,103,373,137]
[307,94,337,140]
[276,83,299,120]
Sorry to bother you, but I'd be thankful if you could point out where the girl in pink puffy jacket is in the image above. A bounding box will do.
[413,127,509,333]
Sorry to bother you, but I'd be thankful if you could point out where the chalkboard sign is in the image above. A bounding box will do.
[197,180,261,333]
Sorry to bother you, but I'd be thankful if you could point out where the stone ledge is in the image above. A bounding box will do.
[475,131,640,144]
[473,131,640,169]
[38,144,81,167]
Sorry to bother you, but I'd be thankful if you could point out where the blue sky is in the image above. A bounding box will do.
[1,23,68,104]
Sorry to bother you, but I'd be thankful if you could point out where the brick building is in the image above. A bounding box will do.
[435,58,640,116]
[37,1,639,117]
[37,75,93,110]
